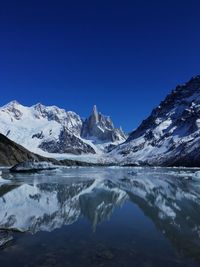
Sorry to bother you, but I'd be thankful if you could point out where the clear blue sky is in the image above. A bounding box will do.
[0,0,200,132]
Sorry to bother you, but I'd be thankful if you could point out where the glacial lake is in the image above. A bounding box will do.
[0,167,200,267]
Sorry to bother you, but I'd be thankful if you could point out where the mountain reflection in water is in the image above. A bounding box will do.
[0,167,200,267]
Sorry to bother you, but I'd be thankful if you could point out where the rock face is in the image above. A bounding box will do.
[39,128,95,154]
[0,133,101,167]
[111,75,200,166]
[0,231,13,248]
[81,105,126,142]
[0,102,126,156]
[0,133,55,166]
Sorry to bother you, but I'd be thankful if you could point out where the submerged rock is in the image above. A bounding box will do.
[0,231,13,248]
[10,161,57,173]
[95,249,114,260]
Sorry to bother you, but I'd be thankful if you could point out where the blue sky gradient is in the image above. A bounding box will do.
[0,0,200,131]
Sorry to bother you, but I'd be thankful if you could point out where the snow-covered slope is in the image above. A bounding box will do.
[0,101,94,155]
[0,101,126,159]
[111,75,200,166]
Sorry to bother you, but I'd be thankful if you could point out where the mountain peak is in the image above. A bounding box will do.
[33,102,46,112]
[3,100,20,108]
[113,74,200,166]
[9,100,19,105]
[91,105,99,124]
[93,105,98,114]
[0,100,25,120]
[189,74,200,82]
[81,106,126,142]
[174,75,200,94]
[33,102,44,108]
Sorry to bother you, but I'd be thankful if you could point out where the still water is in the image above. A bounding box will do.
[0,167,200,267]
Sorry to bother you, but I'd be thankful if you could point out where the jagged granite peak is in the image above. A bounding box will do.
[92,105,99,123]
[111,75,200,167]
[81,105,126,142]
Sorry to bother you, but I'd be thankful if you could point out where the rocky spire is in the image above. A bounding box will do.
[92,105,99,123]
[81,105,126,142]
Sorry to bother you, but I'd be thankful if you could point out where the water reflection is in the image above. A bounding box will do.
[0,178,127,233]
[0,167,200,265]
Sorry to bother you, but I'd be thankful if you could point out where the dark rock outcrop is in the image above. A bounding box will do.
[0,133,99,167]
[0,133,51,166]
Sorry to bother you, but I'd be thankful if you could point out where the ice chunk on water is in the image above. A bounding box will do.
[10,161,57,173]
[193,171,200,179]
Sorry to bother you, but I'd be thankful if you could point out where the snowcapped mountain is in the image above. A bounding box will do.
[0,101,126,157]
[111,75,200,166]
[81,105,126,143]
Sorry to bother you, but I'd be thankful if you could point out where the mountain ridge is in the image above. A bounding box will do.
[1,75,200,166]
[0,102,126,158]
[110,75,200,166]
